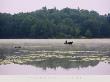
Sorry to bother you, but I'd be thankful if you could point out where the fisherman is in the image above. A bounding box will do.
[64,40,73,45]
[64,40,68,44]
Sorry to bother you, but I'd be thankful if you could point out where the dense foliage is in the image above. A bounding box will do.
[0,7,110,38]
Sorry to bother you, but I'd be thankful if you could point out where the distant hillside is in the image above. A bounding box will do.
[0,7,110,38]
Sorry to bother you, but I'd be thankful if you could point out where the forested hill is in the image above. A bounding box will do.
[0,7,110,39]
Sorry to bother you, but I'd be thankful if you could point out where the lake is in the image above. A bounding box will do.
[0,39,110,75]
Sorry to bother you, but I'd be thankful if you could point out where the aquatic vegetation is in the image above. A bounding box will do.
[1,40,110,69]
[0,51,110,69]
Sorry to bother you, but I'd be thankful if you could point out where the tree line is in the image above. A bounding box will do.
[0,7,110,38]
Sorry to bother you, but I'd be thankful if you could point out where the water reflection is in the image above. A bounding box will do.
[1,48,110,70]
[23,58,100,70]
[0,39,110,71]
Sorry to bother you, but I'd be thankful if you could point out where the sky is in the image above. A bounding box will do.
[0,0,110,15]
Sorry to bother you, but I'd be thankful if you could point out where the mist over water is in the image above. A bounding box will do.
[0,39,110,75]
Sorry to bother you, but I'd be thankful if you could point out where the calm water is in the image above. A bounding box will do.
[0,39,110,75]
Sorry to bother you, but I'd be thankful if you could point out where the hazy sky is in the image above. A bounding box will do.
[0,0,110,15]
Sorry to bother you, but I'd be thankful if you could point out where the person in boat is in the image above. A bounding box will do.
[64,40,73,44]
[64,40,68,44]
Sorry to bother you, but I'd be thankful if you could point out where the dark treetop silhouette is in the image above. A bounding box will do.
[0,7,110,39]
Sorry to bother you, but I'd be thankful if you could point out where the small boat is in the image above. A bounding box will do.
[64,40,73,45]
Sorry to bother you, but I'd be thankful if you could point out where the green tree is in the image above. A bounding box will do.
[85,29,92,37]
